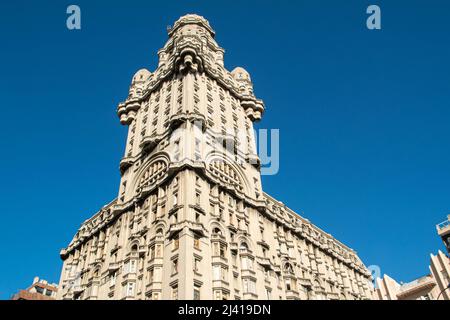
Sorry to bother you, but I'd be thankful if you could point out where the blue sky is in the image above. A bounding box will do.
[0,0,449,299]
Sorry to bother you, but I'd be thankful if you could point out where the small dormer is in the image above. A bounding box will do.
[128,68,151,99]
[231,67,251,83]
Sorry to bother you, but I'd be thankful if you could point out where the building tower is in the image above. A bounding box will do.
[57,14,373,300]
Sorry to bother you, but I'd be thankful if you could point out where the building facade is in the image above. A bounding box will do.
[12,276,58,300]
[57,14,373,300]
[376,251,450,300]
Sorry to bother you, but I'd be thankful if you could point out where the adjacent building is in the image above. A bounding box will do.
[376,251,449,300]
[11,276,58,300]
[437,215,450,256]
[376,216,450,300]
[56,14,374,300]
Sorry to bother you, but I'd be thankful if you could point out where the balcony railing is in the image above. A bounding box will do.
[108,262,120,271]
[437,219,450,231]
[398,275,435,294]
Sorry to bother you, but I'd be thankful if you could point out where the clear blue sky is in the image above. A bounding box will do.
[0,0,449,299]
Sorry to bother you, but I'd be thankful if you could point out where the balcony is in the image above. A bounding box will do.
[122,272,137,282]
[140,136,160,153]
[72,284,84,294]
[437,216,450,236]
[327,292,340,300]
[139,245,147,255]
[211,256,228,265]
[108,262,120,271]
[242,292,258,300]
[397,275,436,299]
[286,290,300,300]
[246,153,261,169]
[119,156,134,174]
[127,251,139,259]
[256,256,271,267]
[212,279,230,289]
[168,113,206,132]
[298,278,312,287]
[241,269,256,278]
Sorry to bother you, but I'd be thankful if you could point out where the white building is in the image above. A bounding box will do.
[376,251,450,300]
[57,14,374,300]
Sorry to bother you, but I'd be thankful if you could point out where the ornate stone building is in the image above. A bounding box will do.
[57,14,373,300]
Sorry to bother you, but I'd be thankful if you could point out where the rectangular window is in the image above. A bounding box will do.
[194,257,200,272]
[194,236,200,249]
[241,257,253,270]
[154,267,162,282]
[243,279,256,294]
[265,288,271,300]
[151,207,157,221]
[195,138,201,152]
[222,266,228,281]
[155,244,162,258]
[126,282,135,297]
[194,286,201,300]
[231,252,237,265]
[286,279,291,291]
[213,242,227,258]
[173,237,179,250]
[220,244,226,258]
[213,265,221,280]
[109,272,116,286]
[172,259,178,274]
[130,259,136,273]
[148,269,154,283]
[150,246,155,260]
[213,265,228,281]
[172,285,178,300]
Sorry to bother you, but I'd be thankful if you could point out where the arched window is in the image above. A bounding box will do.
[212,227,222,236]
[131,244,138,252]
[284,263,294,274]
[239,242,249,254]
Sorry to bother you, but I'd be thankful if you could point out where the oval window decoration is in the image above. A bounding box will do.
[208,159,244,193]
[136,159,168,193]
